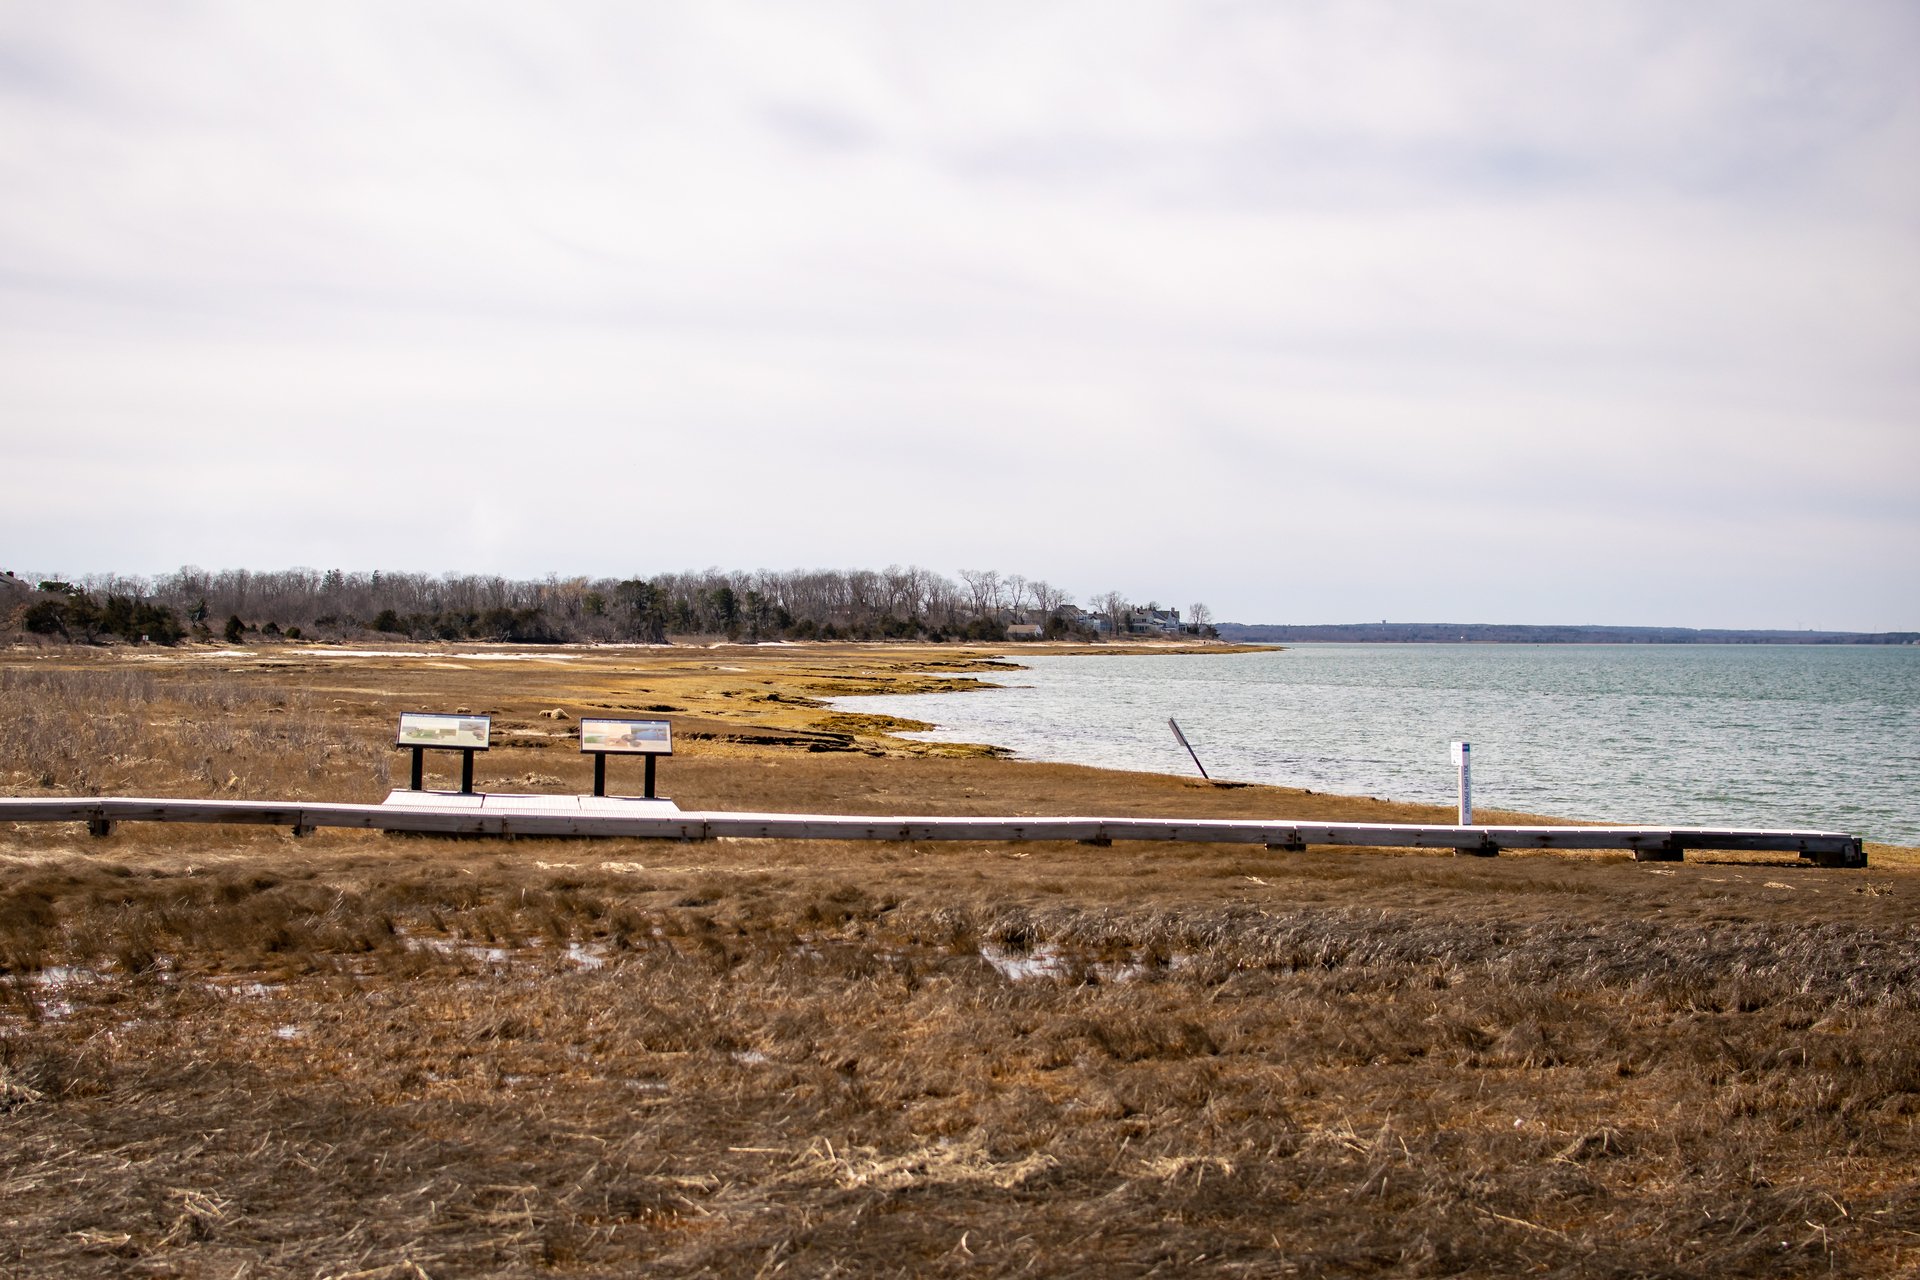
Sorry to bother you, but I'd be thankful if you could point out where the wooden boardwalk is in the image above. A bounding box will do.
[0,791,1869,865]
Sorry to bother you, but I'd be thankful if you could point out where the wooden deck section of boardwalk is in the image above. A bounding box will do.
[0,792,1869,866]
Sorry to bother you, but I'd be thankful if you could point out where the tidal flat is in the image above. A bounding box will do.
[2,642,1917,1277]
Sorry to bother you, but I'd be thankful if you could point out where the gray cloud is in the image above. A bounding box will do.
[2,1,1915,628]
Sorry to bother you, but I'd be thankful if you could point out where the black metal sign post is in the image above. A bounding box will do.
[394,713,492,795]
[579,718,672,799]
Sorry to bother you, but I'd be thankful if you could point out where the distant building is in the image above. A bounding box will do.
[1130,607,1182,635]
[1056,605,1105,634]
[1005,623,1044,640]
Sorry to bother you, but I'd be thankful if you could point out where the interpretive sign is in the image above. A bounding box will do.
[396,713,491,751]
[395,713,491,794]
[579,718,672,755]
[580,718,672,798]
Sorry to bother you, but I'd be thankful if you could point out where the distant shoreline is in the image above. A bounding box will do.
[1218,622,1920,645]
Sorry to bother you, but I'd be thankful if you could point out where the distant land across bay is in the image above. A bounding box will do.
[1215,623,1920,645]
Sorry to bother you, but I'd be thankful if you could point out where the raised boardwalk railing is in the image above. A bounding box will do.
[0,793,1869,866]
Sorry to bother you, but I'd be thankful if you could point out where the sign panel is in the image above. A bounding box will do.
[396,712,491,750]
[580,718,673,755]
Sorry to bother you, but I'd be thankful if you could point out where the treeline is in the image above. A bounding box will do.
[1,566,1215,646]
[6,581,187,645]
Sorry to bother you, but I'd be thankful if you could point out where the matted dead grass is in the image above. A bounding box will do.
[4,643,1918,1276]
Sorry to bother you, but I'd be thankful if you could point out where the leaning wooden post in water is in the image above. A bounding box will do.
[1168,718,1210,780]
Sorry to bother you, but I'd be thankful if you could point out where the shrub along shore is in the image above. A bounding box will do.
[2,642,1917,1276]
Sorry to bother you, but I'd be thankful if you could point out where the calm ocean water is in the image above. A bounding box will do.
[833,645,1920,845]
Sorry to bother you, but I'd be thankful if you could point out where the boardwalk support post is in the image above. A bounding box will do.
[87,817,111,838]
[1634,837,1685,862]
[1809,838,1867,869]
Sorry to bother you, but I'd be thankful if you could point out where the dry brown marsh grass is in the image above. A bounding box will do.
[0,662,392,800]
[4,644,1918,1276]
[5,843,1918,1277]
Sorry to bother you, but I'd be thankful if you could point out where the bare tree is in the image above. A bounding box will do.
[1189,602,1212,628]
[881,565,919,620]
[1030,580,1071,619]
[1095,590,1129,635]
[1004,574,1029,620]
[958,569,1001,619]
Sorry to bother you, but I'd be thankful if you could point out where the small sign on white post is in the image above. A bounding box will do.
[1451,741,1472,825]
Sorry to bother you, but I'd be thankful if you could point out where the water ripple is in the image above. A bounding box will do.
[835,645,1920,844]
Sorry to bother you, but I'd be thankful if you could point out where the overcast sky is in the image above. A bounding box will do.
[3,2,1915,629]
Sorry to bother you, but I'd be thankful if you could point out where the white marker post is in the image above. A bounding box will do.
[1451,741,1472,826]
